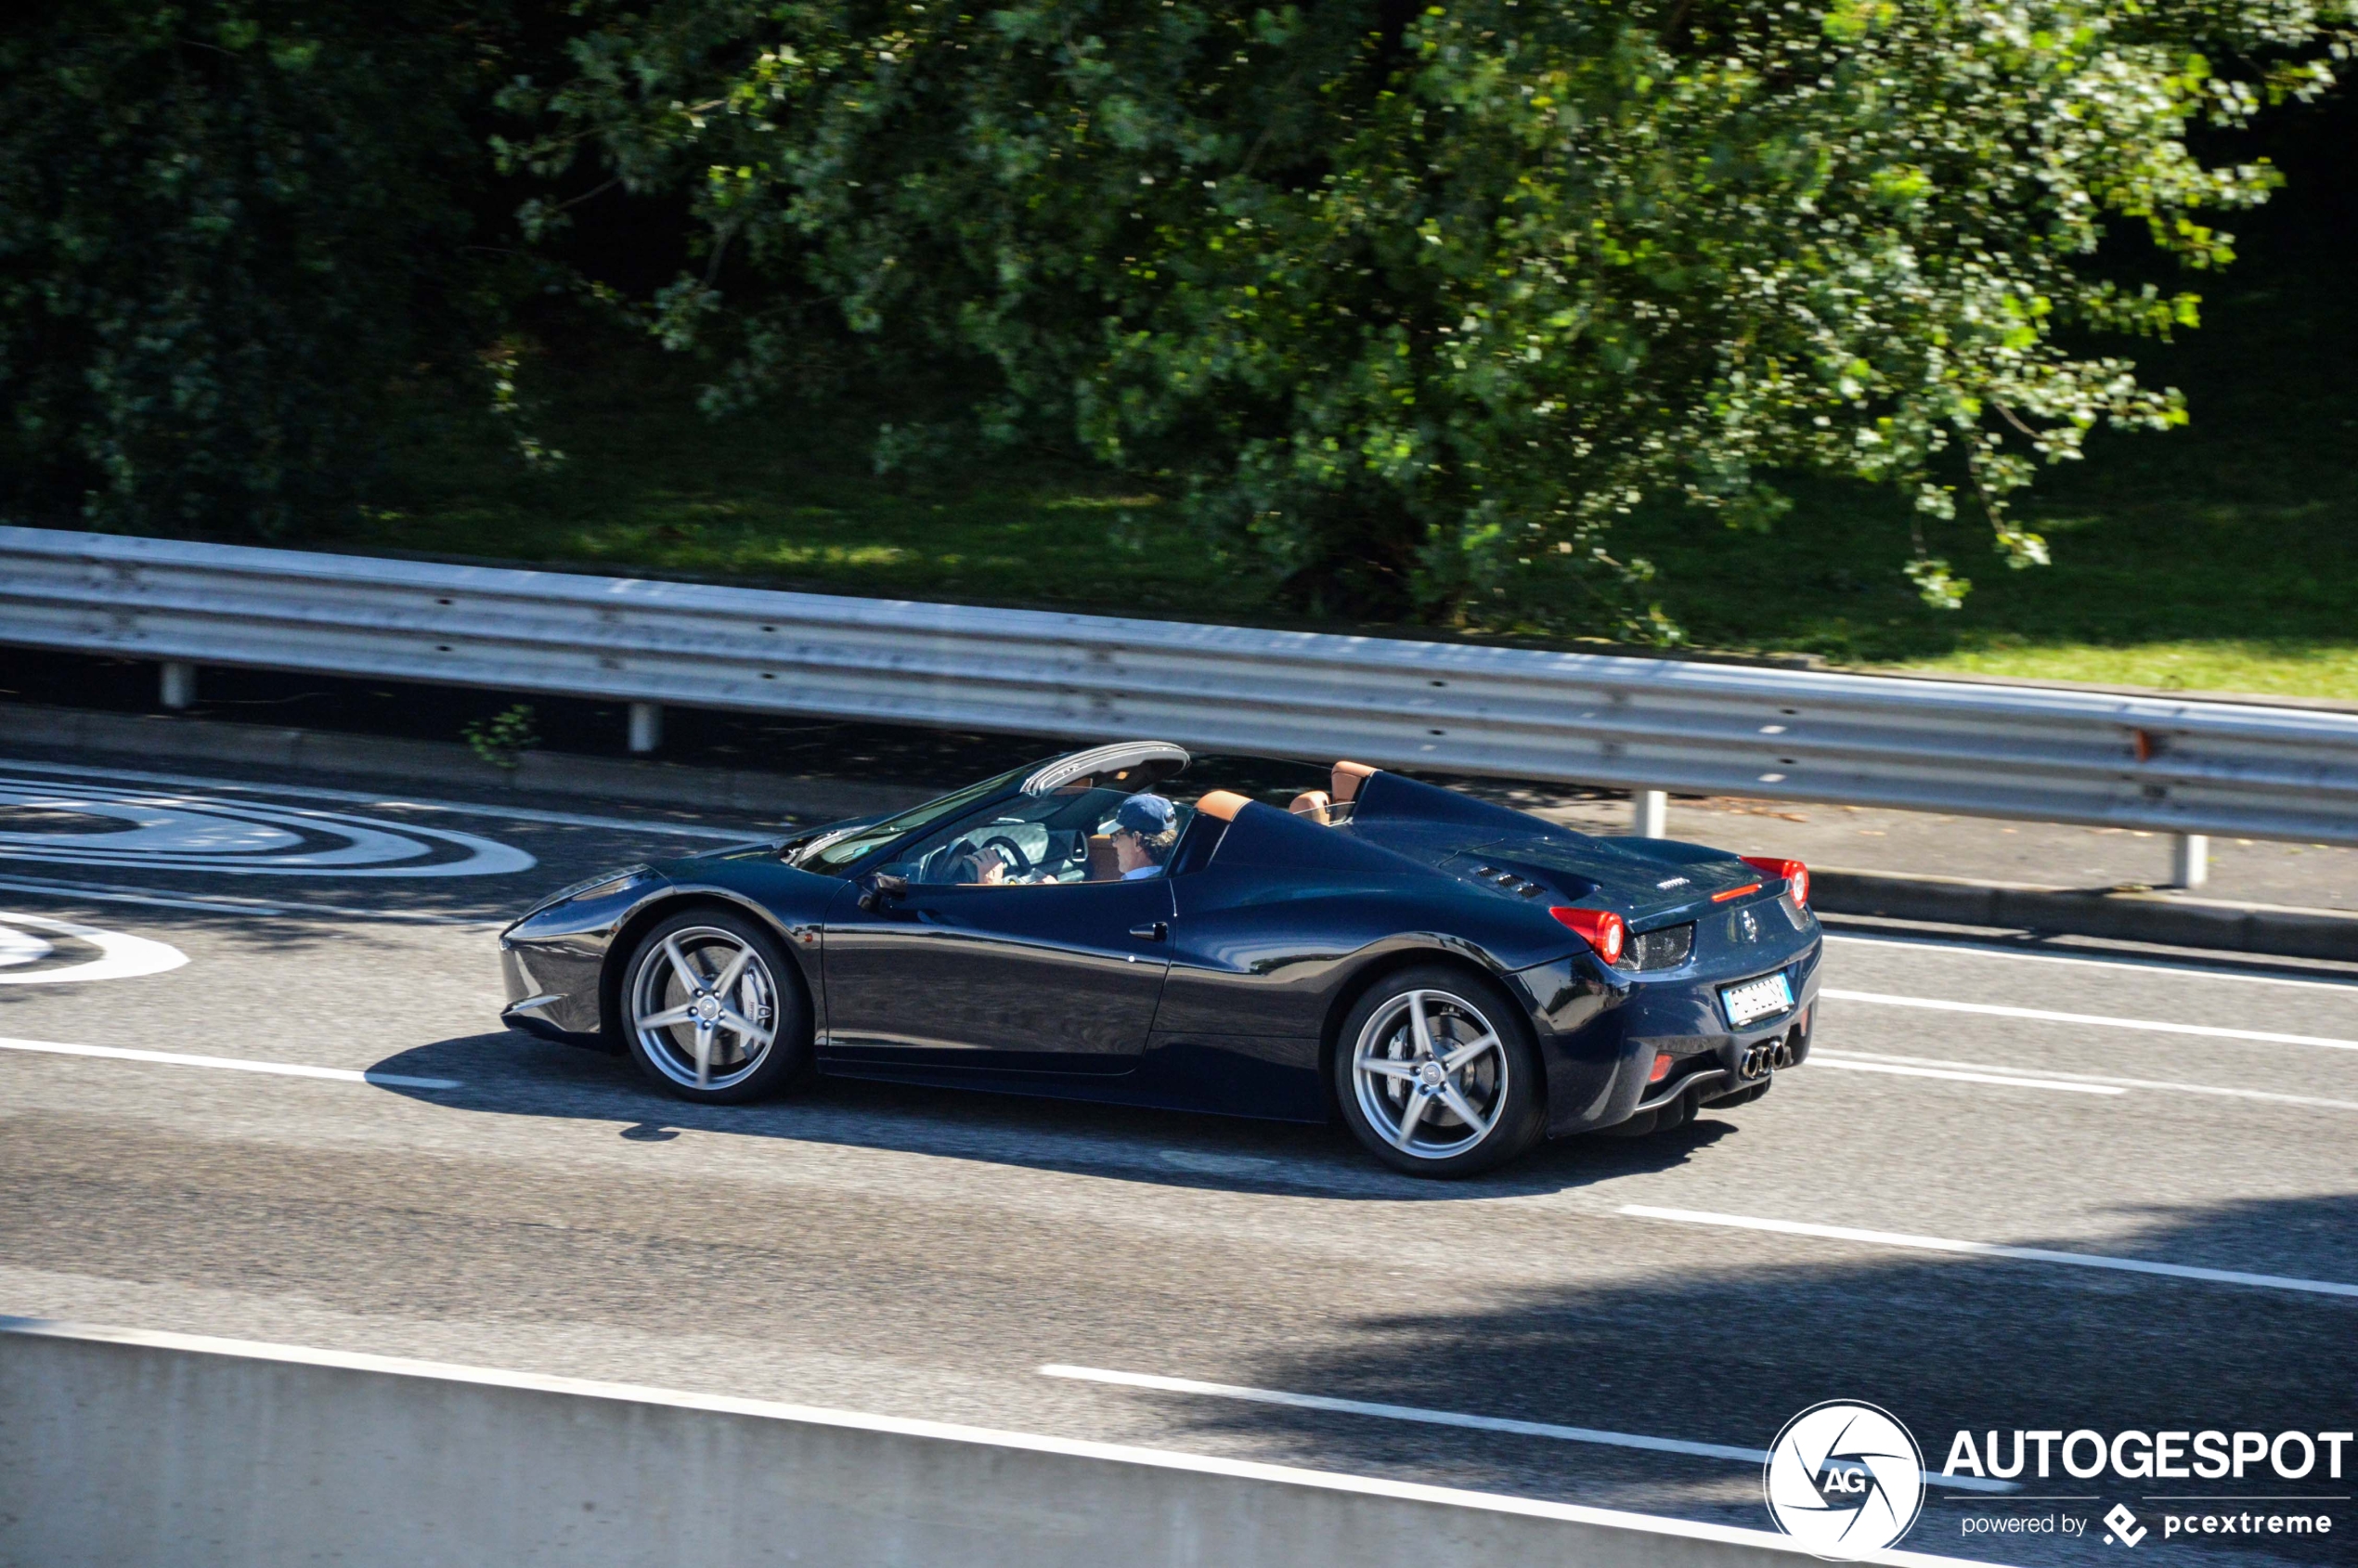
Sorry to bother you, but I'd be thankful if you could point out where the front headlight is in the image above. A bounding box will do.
[524,865,654,917]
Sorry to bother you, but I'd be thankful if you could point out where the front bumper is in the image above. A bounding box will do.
[498,879,658,1046]
[499,944,611,1049]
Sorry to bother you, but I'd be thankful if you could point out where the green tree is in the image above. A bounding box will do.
[0,1,510,535]
[516,0,2354,631]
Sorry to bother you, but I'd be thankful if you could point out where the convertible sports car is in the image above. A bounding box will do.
[499,742,1820,1175]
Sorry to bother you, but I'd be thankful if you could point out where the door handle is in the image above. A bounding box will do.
[1128,921,1167,941]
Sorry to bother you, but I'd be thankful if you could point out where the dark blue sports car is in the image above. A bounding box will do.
[499,742,1821,1175]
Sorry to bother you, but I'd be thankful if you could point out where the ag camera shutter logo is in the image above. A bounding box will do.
[1764,1401,1927,1558]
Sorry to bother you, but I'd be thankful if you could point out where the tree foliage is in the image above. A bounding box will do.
[0,2,506,535]
[515,0,2355,628]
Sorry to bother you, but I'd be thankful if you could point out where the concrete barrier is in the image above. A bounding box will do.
[0,1316,1986,1568]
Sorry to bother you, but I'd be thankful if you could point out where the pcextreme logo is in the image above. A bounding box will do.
[1764,1401,1926,1560]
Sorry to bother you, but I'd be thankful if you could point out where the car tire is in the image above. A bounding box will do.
[1332,965,1546,1177]
[619,907,810,1104]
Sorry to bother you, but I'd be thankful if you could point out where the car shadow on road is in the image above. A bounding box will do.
[1139,1189,2358,1566]
[367,1030,1744,1201]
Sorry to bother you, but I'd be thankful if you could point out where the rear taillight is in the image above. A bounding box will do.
[1742,856,1808,908]
[1549,906,1626,965]
[1648,1052,1672,1084]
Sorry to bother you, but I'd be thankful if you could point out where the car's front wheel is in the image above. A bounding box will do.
[1333,966,1545,1176]
[620,908,810,1103]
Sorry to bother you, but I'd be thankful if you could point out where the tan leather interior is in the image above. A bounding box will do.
[1288,790,1332,824]
[1086,833,1121,882]
[1195,789,1251,822]
[1330,760,1377,802]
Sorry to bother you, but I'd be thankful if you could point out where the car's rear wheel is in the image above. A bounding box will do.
[621,908,809,1103]
[1333,966,1545,1176]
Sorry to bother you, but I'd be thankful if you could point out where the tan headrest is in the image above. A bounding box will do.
[1086,833,1121,881]
[1288,789,1332,824]
[1195,790,1251,822]
[1330,761,1377,802]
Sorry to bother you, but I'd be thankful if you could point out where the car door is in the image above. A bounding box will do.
[819,875,1176,1073]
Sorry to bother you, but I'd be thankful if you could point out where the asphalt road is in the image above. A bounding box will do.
[1,755,2353,1567]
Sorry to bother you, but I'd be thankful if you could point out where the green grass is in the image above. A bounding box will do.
[1610,249,2358,701]
[344,240,2358,704]
[349,348,1263,619]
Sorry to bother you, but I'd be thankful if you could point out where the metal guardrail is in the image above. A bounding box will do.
[5,524,2356,848]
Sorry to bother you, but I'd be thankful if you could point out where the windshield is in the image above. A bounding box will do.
[790,766,1027,875]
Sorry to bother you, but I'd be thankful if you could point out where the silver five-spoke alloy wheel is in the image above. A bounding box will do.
[1350,988,1509,1160]
[629,925,779,1091]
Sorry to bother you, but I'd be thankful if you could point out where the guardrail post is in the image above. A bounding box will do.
[628,701,663,755]
[159,661,196,710]
[1634,789,1668,839]
[2170,833,2209,889]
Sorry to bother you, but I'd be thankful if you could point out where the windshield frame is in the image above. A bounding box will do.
[787,765,1030,876]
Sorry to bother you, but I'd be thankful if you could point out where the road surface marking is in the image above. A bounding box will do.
[0,774,534,878]
[1820,989,2358,1051]
[0,758,761,838]
[1619,1207,2358,1300]
[1038,1364,2017,1493]
[0,875,490,925]
[1814,1049,2358,1113]
[1808,1058,2125,1095]
[0,912,187,985]
[0,1035,458,1090]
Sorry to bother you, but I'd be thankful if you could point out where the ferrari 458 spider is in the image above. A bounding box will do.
[499,742,1820,1174]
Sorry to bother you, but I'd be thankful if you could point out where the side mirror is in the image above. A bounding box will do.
[857,873,908,914]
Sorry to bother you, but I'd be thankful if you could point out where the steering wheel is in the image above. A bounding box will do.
[976,834,1034,879]
[945,834,1035,884]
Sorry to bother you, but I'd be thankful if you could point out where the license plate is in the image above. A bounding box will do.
[1721,973,1794,1028]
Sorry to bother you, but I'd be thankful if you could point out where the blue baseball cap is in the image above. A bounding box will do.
[1113,794,1176,836]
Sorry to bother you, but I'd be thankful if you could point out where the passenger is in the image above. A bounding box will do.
[1108,794,1178,879]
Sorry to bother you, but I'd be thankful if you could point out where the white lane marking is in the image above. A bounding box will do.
[0,758,771,839]
[1620,1207,2358,1301]
[1816,1049,2358,1113]
[1809,1057,2125,1095]
[1038,1365,2018,1495]
[1824,932,2358,993]
[0,1035,458,1090]
[0,875,490,925]
[0,912,187,985]
[1820,989,2358,1052]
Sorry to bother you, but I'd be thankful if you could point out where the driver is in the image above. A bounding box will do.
[961,793,1178,884]
[1106,794,1177,879]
